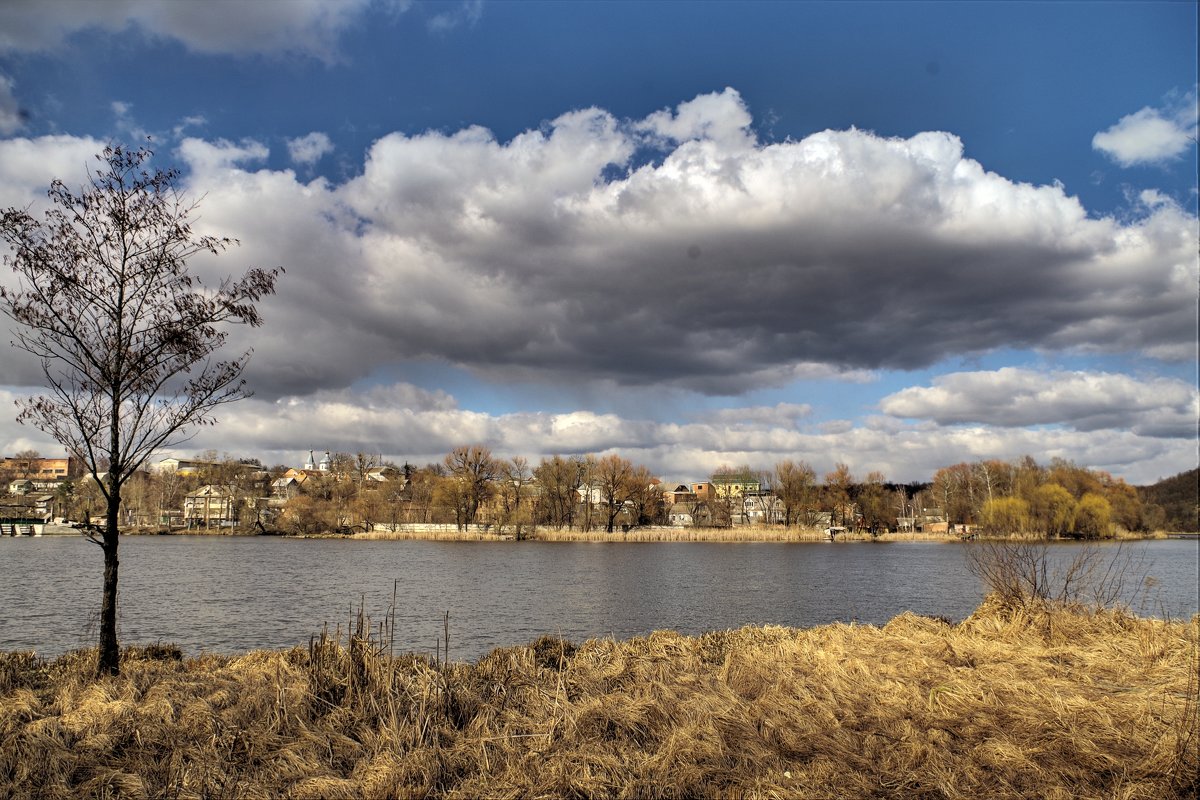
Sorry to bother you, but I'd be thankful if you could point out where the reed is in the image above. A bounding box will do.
[532,525,835,542]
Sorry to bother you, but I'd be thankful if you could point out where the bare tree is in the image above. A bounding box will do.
[823,463,854,528]
[497,456,535,538]
[533,454,584,529]
[857,470,892,536]
[442,445,500,529]
[594,454,636,533]
[578,454,598,532]
[626,465,662,528]
[0,144,280,675]
[353,451,380,487]
[774,459,816,528]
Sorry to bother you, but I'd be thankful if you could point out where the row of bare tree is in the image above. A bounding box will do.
[30,447,1154,541]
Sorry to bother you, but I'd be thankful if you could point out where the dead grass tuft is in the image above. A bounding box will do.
[0,601,1195,798]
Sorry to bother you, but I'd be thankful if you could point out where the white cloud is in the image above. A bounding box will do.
[0,0,410,61]
[427,0,483,33]
[51,382,1185,486]
[2,366,1192,486]
[172,115,208,138]
[176,137,269,173]
[638,88,756,148]
[286,132,335,166]
[1093,88,1199,167]
[1138,189,1174,209]
[880,368,1199,438]
[0,135,107,208]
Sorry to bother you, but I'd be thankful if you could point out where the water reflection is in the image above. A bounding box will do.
[1,536,1196,661]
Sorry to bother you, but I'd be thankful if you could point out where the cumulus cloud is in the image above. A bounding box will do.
[177,137,269,173]
[3,382,1169,486]
[286,132,334,166]
[2,92,1198,407]
[0,0,408,61]
[0,135,107,210]
[880,368,1200,438]
[1093,88,1199,167]
[638,87,755,148]
[198,89,1196,398]
[3,367,1193,485]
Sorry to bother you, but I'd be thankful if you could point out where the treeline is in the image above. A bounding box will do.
[34,447,1185,538]
[277,451,1174,538]
[281,448,661,536]
[929,457,1160,537]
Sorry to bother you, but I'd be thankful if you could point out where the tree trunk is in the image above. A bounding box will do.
[98,492,121,676]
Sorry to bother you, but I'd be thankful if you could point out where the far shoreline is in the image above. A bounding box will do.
[103,525,1182,544]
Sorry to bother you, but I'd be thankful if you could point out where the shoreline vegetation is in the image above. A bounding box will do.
[1,595,1195,798]
[112,524,1183,543]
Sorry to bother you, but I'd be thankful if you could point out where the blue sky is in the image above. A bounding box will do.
[0,0,1196,484]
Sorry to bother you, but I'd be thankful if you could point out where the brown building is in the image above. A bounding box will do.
[2,456,81,485]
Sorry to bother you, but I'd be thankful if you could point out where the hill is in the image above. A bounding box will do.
[1139,468,1199,532]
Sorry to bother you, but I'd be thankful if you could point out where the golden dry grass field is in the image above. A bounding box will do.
[1,596,1196,799]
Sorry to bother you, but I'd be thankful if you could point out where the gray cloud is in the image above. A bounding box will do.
[189,90,1196,399]
[2,92,1197,405]
[160,389,1200,484]
[704,403,813,428]
[0,75,24,135]
[9,382,1191,485]
[880,368,1199,438]
[0,0,408,60]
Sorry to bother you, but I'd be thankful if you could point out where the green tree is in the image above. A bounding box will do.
[1071,492,1112,539]
[1031,483,1076,538]
[0,145,280,675]
[981,496,1031,534]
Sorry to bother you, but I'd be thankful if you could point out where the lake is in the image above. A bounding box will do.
[2,536,1196,662]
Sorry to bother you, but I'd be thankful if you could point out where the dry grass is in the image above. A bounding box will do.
[2,598,1195,798]
[352,529,503,542]
[533,525,847,542]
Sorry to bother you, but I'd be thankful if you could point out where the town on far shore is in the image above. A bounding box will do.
[0,447,1194,539]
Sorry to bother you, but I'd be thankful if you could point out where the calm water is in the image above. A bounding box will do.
[1,536,1196,662]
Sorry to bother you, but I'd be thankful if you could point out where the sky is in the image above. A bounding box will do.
[0,0,1196,485]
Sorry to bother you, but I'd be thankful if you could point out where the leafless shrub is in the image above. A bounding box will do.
[965,538,1152,611]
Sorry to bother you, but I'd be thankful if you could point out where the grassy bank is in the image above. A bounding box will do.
[348,527,1173,543]
[353,526,961,543]
[2,598,1195,798]
[119,525,1176,542]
